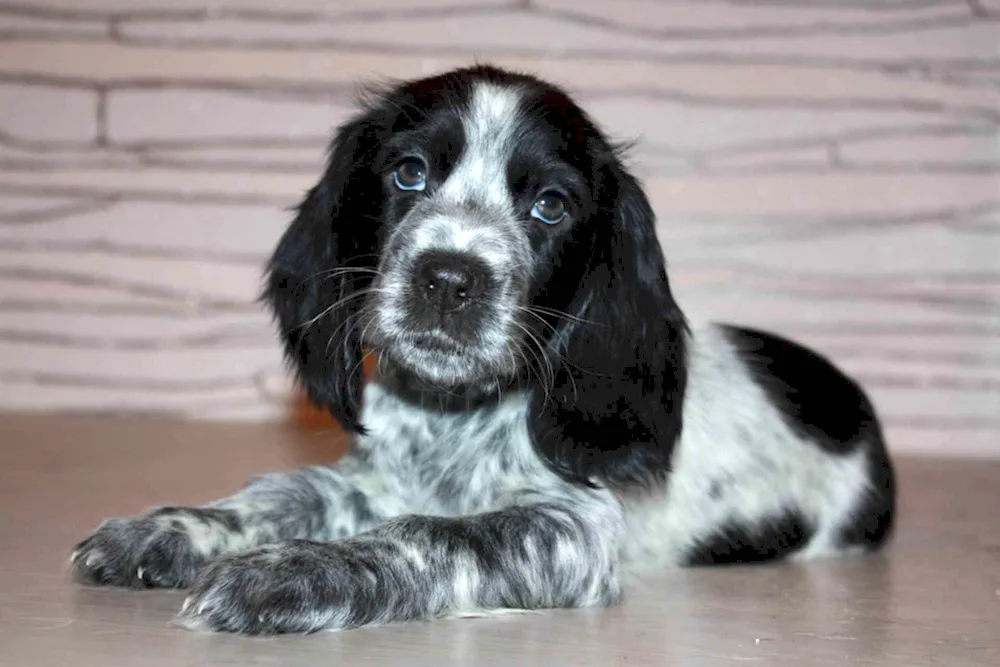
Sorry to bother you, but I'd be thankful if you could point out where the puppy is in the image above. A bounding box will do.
[71,65,895,635]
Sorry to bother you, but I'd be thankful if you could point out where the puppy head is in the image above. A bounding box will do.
[265,66,686,464]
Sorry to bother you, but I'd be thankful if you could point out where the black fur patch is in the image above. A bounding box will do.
[718,325,896,551]
[512,83,689,489]
[684,511,813,565]
[722,326,878,453]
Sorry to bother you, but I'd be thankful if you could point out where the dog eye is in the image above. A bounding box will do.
[393,157,427,191]
[531,192,568,225]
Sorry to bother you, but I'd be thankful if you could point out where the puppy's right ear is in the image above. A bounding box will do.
[263,115,383,432]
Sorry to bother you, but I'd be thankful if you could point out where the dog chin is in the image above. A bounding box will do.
[378,336,512,392]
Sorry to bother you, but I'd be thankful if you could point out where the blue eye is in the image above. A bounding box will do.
[393,157,427,191]
[531,192,568,225]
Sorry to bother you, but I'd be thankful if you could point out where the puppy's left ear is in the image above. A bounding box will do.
[530,159,688,488]
[263,115,382,432]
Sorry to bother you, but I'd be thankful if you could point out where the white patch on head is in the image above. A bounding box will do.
[439,83,523,210]
[403,82,527,269]
[406,214,514,277]
[369,82,533,385]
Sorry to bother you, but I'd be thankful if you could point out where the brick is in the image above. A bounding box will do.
[0,84,97,143]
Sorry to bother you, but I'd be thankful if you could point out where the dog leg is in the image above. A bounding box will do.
[70,454,404,589]
[178,491,623,634]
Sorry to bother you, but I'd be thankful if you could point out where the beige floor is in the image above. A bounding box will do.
[0,414,997,667]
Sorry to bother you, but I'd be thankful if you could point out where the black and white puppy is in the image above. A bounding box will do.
[71,66,895,635]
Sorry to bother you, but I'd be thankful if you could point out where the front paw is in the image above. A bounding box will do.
[70,507,238,589]
[177,541,354,635]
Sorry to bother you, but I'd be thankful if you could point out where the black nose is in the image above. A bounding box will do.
[414,252,487,313]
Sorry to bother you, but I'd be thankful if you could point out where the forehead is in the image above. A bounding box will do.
[464,82,523,134]
[435,83,524,208]
[382,76,592,204]
[385,79,520,141]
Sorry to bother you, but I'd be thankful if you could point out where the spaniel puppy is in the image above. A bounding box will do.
[70,65,895,635]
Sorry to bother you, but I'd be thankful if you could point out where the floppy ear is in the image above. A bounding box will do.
[529,160,688,488]
[263,115,383,432]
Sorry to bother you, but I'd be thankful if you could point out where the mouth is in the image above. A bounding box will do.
[406,331,464,356]
[372,328,517,389]
[373,331,472,385]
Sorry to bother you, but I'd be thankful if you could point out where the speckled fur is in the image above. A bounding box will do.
[70,66,894,636]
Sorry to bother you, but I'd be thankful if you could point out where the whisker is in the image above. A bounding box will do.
[376,347,390,380]
[299,287,390,333]
[516,307,561,338]
[298,266,386,291]
[312,267,383,279]
[525,305,602,327]
[346,348,376,387]
[512,321,555,410]
[514,308,583,403]
[357,310,380,351]
[323,306,370,357]
[511,342,542,406]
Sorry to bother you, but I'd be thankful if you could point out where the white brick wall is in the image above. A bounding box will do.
[0,0,997,455]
